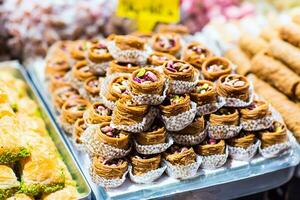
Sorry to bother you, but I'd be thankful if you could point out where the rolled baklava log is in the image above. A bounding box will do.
[238,35,268,57]
[201,57,232,81]
[250,75,300,142]
[91,156,128,179]
[198,139,226,156]
[216,74,250,102]
[164,146,196,166]
[251,52,300,100]
[224,47,251,75]
[95,122,129,149]
[131,154,161,175]
[258,121,288,149]
[182,42,213,69]
[227,131,256,149]
[268,39,300,75]
[260,26,279,42]
[209,108,239,126]
[279,23,300,48]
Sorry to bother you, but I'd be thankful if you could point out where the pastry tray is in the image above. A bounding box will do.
[0,61,92,200]
[27,58,300,200]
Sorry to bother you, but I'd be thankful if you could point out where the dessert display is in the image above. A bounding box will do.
[191,80,224,115]
[90,156,128,188]
[227,131,259,161]
[208,108,241,139]
[160,94,196,131]
[129,154,165,184]
[163,146,200,179]
[107,35,147,64]
[40,30,296,191]
[60,98,90,134]
[182,42,213,69]
[152,33,182,56]
[171,116,206,146]
[216,74,251,106]
[258,121,290,158]
[240,99,273,131]
[197,139,227,169]
[163,60,196,94]
[0,72,78,198]
[147,51,176,67]
[201,57,232,81]
[129,68,166,105]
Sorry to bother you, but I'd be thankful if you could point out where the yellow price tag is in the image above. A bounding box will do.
[117,0,180,32]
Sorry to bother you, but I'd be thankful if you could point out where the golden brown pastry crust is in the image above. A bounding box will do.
[108,60,140,74]
[209,108,239,126]
[227,132,256,149]
[105,74,130,102]
[48,71,70,92]
[198,139,225,156]
[238,35,267,57]
[258,121,288,149]
[53,86,80,110]
[131,154,161,175]
[112,97,149,126]
[156,24,189,35]
[224,47,251,76]
[61,98,90,124]
[182,42,213,69]
[251,52,300,99]
[84,102,112,124]
[175,116,205,135]
[114,35,145,50]
[190,80,217,106]
[201,57,232,81]
[240,99,269,120]
[71,40,90,60]
[216,74,250,101]
[94,122,129,149]
[129,68,165,95]
[72,60,94,81]
[92,156,128,179]
[164,146,196,165]
[279,23,300,48]
[136,122,166,145]
[73,118,87,144]
[83,76,101,97]
[163,60,194,81]
[147,51,176,67]
[87,42,113,63]
[152,33,181,55]
[160,94,191,117]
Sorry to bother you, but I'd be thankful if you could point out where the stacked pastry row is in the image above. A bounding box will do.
[0,72,78,200]
[44,28,290,188]
[224,18,300,141]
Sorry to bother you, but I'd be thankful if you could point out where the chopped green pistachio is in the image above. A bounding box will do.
[10,103,18,112]
[0,148,30,164]
[136,68,146,78]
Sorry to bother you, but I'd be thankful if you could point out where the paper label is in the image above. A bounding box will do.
[117,0,180,32]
